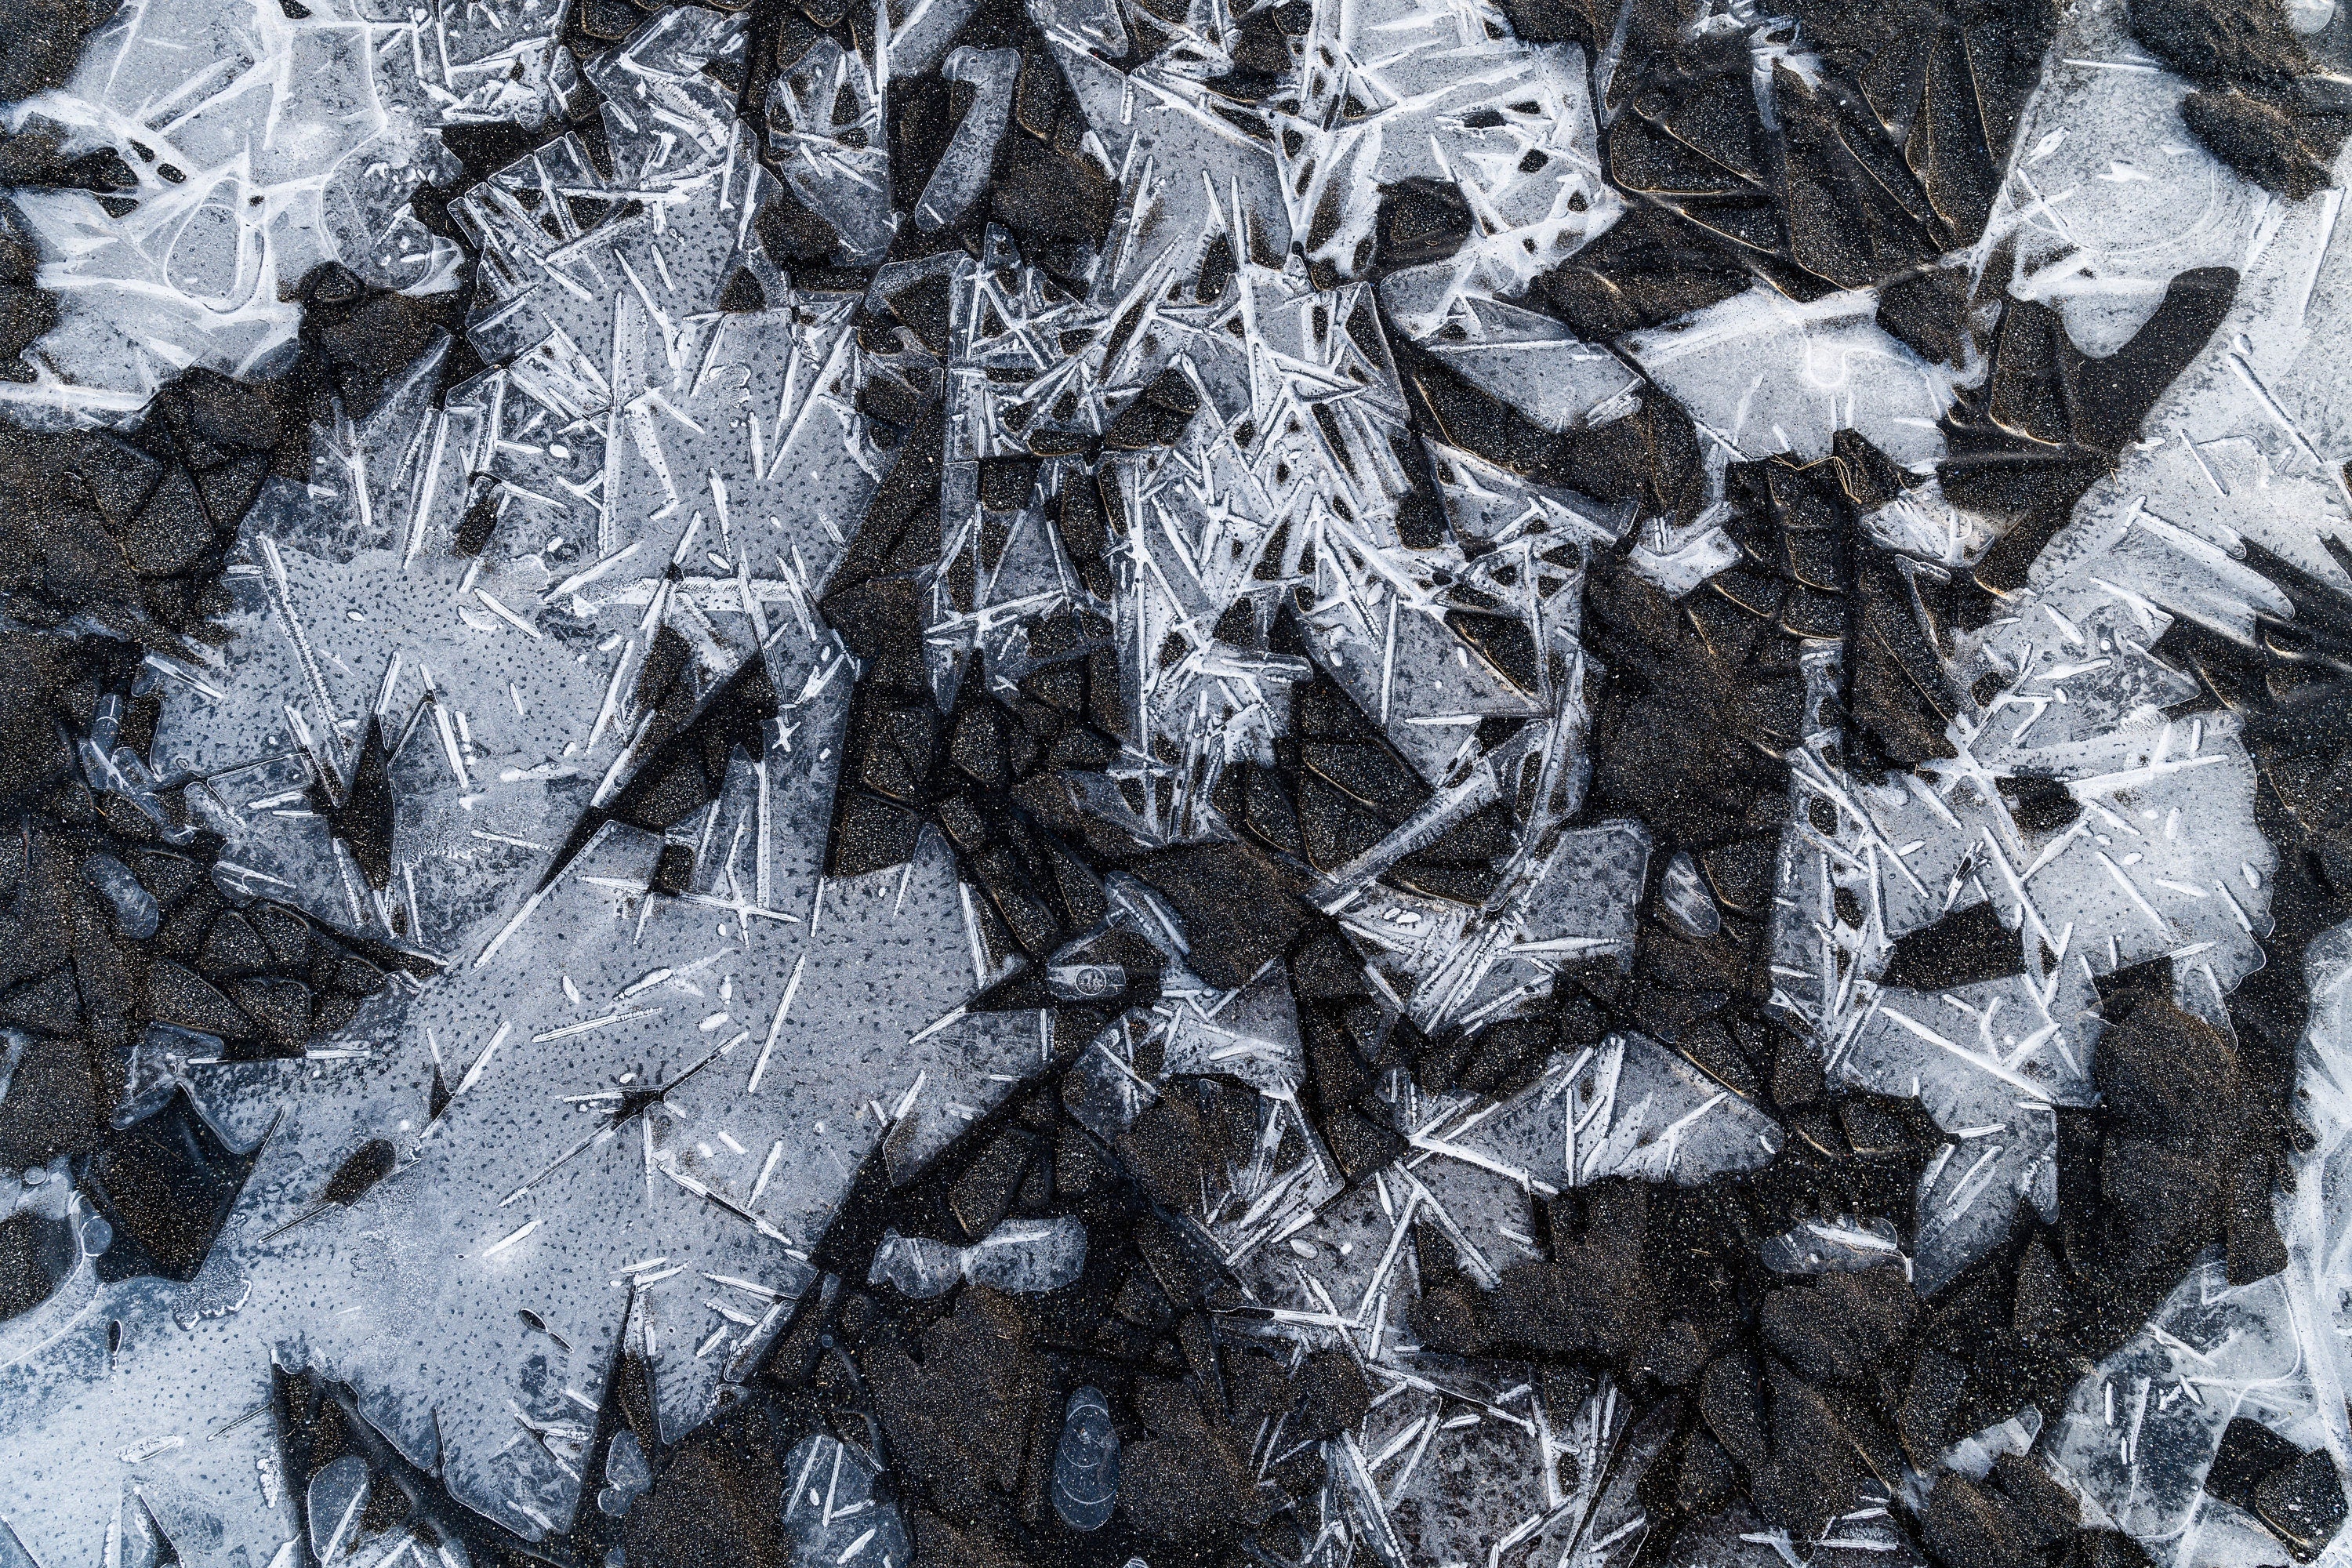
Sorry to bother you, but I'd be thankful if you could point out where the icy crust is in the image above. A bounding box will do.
[0,0,572,421]
[1732,1,2352,1553]
[1772,706,2275,1295]
[141,16,888,949]
[1621,285,1961,482]
[2,0,2351,1558]
[2039,924,2352,1568]
[0,816,1060,1555]
[1290,8,1621,328]
[2002,0,2318,361]
[1759,0,2352,1305]
[0,788,1061,1548]
[0,6,1046,1549]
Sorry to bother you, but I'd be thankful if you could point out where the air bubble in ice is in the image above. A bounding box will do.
[1047,963,1127,1000]
[867,1217,1087,1298]
[1052,1385,1120,1531]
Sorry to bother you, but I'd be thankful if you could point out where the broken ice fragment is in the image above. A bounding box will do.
[1564,1033,1782,1186]
[778,1434,908,1568]
[78,727,188,846]
[867,1215,1086,1298]
[597,1429,651,1517]
[1759,1214,1906,1276]
[915,49,1021,234]
[1621,285,1958,477]
[80,855,158,940]
[1659,850,1720,938]
[966,1216,1087,1293]
[1051,1385,1120,1531]
[305,1454,371,1563]
[1937,1407,2043,1485]
[867,1230,964,1298]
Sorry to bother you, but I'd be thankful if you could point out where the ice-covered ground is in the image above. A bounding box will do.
[0,0,568,421]
[2,0,2352,1563]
